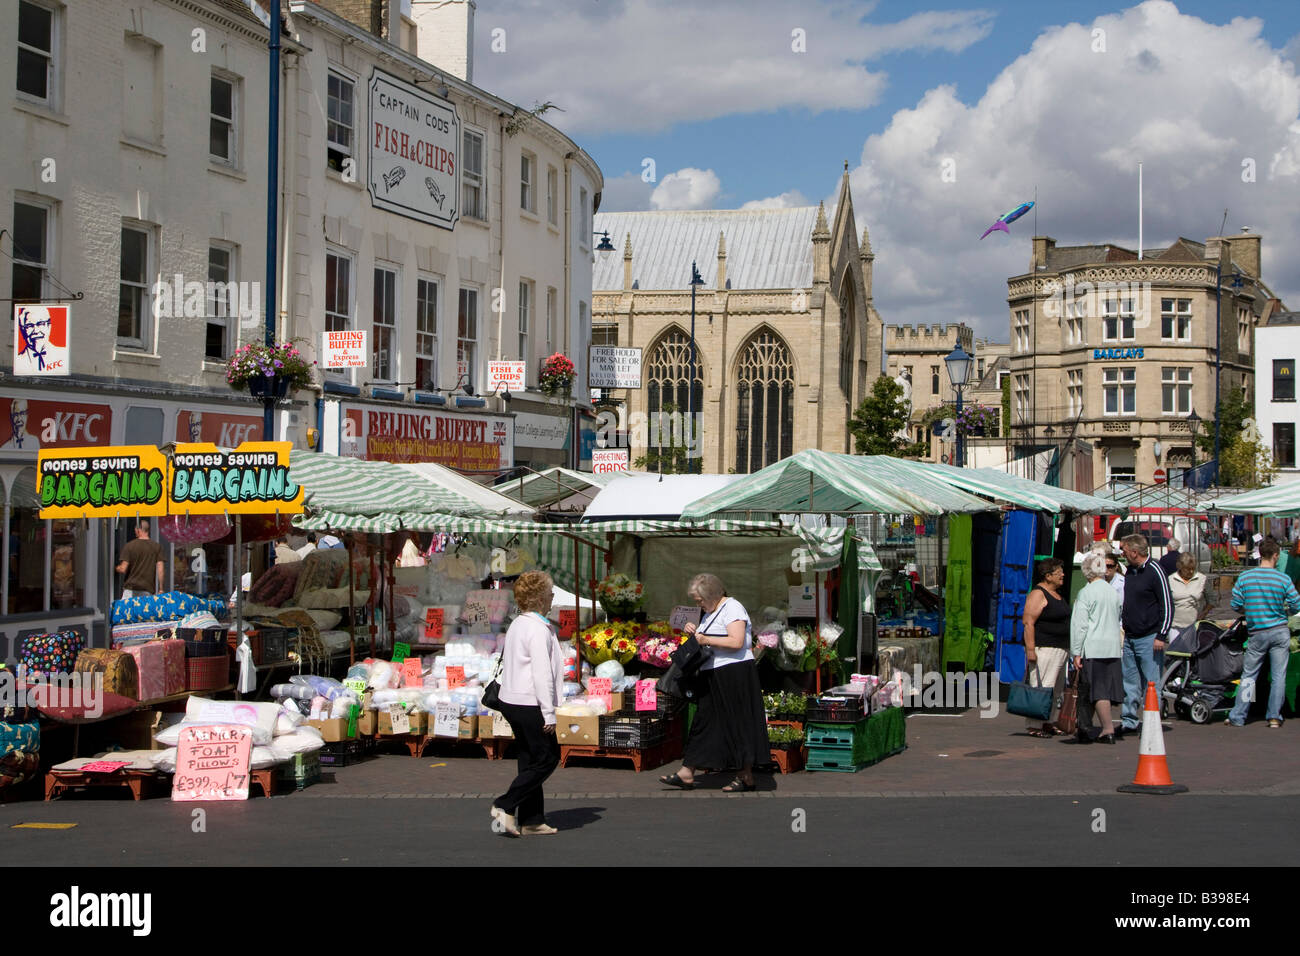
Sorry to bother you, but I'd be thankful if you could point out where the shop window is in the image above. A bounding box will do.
[4,468,88,614]
[124,406,164,446]
[1276,423,1296,469]
[1274,359,1295,402]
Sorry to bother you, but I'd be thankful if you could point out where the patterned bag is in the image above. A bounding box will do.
[72,649,140,700]
[19,630,86,678]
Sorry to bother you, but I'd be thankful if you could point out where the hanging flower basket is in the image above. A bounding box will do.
[247,375,290,399]
[954,404,999,437]
[226,340,316,394]
[539,352,575,395]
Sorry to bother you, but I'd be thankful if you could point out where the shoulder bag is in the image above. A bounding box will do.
[481,651,504,710]
[1006,661,1054,721]
[1055,661,1080,735]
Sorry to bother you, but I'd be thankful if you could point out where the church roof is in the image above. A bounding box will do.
[593,207,821,292]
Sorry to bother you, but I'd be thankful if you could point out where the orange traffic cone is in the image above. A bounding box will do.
[1117,681,1188,795]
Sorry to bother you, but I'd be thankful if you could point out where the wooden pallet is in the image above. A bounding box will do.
[559,740,678,772]
[44,769,167,802]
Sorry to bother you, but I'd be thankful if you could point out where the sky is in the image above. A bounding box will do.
[465,0,1300,341]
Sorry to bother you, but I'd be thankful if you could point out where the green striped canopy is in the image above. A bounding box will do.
[495,467,621,509]
[1197,484,1300,518]
[902,460,1121,514]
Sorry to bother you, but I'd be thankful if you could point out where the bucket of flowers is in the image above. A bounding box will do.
[595,572,645,619]
[636,620,688,670]
[578,620,640,666]
[226,340,316,398]
[539,352,575,396]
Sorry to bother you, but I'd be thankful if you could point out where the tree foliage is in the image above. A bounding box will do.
[632,403,696,474]
[849,376,927,458]
[1196,390,1276,487]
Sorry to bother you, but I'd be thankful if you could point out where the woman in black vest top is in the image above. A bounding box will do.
[1022,558,1071,737]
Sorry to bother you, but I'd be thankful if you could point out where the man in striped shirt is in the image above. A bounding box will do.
[1226,537,1300,728]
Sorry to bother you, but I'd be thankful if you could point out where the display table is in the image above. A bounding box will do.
[804,706,906,773]
[876,636,942,682]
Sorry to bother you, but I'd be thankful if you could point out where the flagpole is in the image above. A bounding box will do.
[1138,162,1143,260]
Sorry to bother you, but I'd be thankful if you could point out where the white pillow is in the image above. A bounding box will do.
[303,609,342,631]
[182,698,280,745]
[268,728,325,760]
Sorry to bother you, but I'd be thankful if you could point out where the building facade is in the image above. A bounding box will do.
[1005,233,1283,490]
[884,323,974,462]
[1255,312,1299,485]
[591,171,884,473]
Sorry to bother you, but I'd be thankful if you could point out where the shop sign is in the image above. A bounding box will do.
[350,405,513,473]
[171,724,252,802]
[176,410,262,447]
[2,396,111,450]
[13,304,70,376]
[487,361,526,392]
[1092,348,1145,360]
[321,330,369,369]
[589,346,641,389]
[367,68,460,231]
[170,441,304,515]
[37,445,168,519]
[592,448,630,474]
[513,411,570,450]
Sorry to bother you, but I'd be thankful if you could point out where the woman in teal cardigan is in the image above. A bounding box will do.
[1070,551,1125,744]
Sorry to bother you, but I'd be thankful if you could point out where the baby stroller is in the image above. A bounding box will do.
[1160,618,1249,723]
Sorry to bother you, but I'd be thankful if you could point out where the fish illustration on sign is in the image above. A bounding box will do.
[979,201,1034,240]
[382,166,406,192]
[425,177,446,209]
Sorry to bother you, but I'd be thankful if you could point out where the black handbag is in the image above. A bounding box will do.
[481,652,504,711]
[671,634,714,678]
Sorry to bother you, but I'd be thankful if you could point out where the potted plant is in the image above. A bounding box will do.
[767,723,804,750]
[539,352,575,396]
[227,340,316,398]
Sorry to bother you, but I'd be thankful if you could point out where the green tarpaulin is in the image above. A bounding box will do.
[943,514,977,670]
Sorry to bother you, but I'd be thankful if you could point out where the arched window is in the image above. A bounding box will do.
[644,329,704,459]
[735,330,795,473]
[838,278,855,397]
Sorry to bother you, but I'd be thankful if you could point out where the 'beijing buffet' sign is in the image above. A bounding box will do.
[38,442,304,519]
[368,69,460,231]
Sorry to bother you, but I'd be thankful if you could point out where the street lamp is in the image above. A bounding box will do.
[1188,408,1201,485]
[687,261,705,473]
[594,231,616,259]
[944,344,973,467]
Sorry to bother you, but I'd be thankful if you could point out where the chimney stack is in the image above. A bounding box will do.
[409,0,476,84]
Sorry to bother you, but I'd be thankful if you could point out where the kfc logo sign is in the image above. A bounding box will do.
[177,411,262,448]
[45,411,106,443]
[1,397,111,450]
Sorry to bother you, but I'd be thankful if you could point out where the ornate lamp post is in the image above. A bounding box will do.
[944,344,974,467]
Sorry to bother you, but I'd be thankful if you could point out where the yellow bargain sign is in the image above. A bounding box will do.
[37,446,169,519]
[169,442,304,515]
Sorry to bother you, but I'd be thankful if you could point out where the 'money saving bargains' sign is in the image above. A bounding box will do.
[37,446,169,519]
[368,69,460,231]
[170,442,304,515]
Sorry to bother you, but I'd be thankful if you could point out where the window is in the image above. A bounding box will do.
[11,199,50,302]
[1103,366,1136,416]
[520,154,535,213]
[457,288,479,387]
[416,277,438,390]
[1276,423,1296,469]
[210,74,237,164]
[16,1,55,103]
[326,72,354,173]
[545,287,557,354]
[1067,370,1084,418]
[517,280,531,360]
[1013,309,1030,351]
[977,357,985,380]
[1014,374,1030,421]
[579,188,590,249]
[1161,367,1192,415]
[931,365,940,396]
[1238,306,1253,354]
[1161,298,1191,341]
[206,244,235,360]
[1103,296,1135,341]
[123,36,161,144]
[372,266,398,381]
[546,166,558,226]
[117,224,152,350]
[324,249,352,332]
[1106,449,1137,483]
[1066,300,1086,345]
[5,469,90,614]
[997,369,1010,390]
[735,331,795,473]
[646,329,704,465]
[1274,359,1295,402]
[462,129,485,219]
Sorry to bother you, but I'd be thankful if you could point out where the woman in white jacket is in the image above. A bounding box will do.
[1070,551,1125,744]
[491,571,564,837]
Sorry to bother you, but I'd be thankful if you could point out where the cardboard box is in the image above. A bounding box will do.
[378,710,427,735]
[489,712,513,738]
[609,692,625,714]
[458,715,477,739]
[555,714,600,745]
[307,718,355,743]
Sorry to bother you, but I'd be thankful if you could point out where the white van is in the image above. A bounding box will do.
[1105,511,1211,570]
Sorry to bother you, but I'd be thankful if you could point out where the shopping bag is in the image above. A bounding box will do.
[1006,663,1053,721]
[1055,664,1079,735]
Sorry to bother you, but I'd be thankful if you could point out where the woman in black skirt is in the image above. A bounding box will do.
[659,573,769,792]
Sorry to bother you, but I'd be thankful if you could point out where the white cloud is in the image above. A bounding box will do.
[472,0,994,135]
[844,0,1300,340]
[741,190,811,209]
[650,168,723,210]
[599,171,656,212]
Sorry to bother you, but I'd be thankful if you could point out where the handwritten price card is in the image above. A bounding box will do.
[669,605,701,631]
[392,642,411,663]
[434,702,460,738]
[446,665,466,689]
[402,658,424,688]
[423,607,444,640]
[82,760,131,773]
[558,609,578,639]
[462,600,490,630]
[387,705,410,735]
[588,677,613,711]
[171,724,252,802]
[492,712,513,737]
[635,679,658,712]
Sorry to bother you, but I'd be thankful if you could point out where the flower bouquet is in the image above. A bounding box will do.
[753,628,780,663]
[637,620,688,669]
[595,572,645,619]
[539,352,575,395]
[578,620,640,666]
[226,340,316,394]
[799,627,840,672]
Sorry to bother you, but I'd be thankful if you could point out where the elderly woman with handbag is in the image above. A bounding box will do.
[490,571,564,837]
[659,573,769,793]
[1070,551,1124,744]
[1020,558,1072,737]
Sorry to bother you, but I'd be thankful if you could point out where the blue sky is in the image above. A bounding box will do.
[467,0,1300,337]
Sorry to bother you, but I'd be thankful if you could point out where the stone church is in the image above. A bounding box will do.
[591,169,884,473]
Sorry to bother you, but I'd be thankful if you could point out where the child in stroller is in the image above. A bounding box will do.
[1160,618,1249,723]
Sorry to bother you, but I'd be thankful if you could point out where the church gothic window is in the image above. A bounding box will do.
[735,329,795,473]
[645,329,704,460]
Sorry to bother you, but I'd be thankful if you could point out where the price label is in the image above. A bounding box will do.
[423,607,444,640]
[402,658,424,688]
[669,605,701,631]
[558,608,578,638]
[446,665,466,689]
[492,712,513,737]
[434,702,460,738]
[172,724,253,802]
[82,760,131,773]
[588,676,612,710]
[392,642,411,663]
[635,679,658,712]
[462,600,490,630]
[387,704,410,735]
[343,678,367,698]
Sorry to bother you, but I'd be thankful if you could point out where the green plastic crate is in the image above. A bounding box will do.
[805,747,864,772]
[804,722,862,748]
[276,751,321,791]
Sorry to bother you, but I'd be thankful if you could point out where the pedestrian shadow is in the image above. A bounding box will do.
[548,806,606,831]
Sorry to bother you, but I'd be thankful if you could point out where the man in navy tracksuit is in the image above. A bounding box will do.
[1119,534,1174,734]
